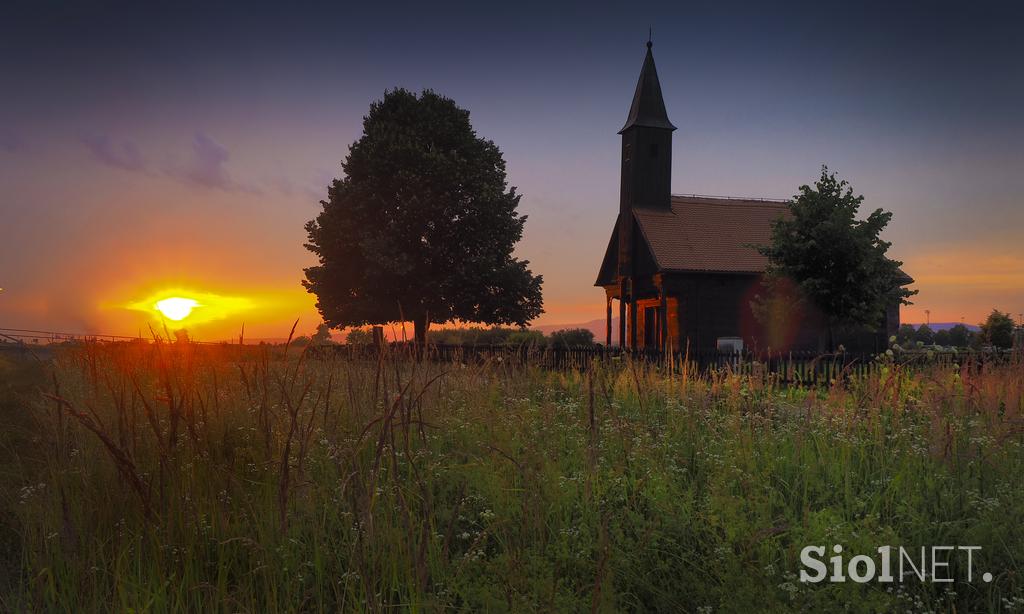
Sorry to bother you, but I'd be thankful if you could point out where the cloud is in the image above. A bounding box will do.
[184,133,230,188]
[296,169,336,201]
[173,132,260,194]
[77,130,261,193]
[80,133,145,171]
[1,129,28,154]
[309,168,336,197]
[265,167,335,202]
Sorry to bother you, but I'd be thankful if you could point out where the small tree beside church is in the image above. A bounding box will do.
[756,167,916,350]
[303,89,544,346]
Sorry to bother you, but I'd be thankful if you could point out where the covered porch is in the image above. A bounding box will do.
[603,273,679,350]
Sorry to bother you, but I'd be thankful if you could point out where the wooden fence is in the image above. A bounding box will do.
[326,343,1020,385]
[4,329,1017,387]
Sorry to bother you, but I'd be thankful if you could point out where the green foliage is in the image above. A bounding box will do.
[548,328,595,348]
[506,329,547,346]
[303,89,543,344]
[981,309,1015,349]
[757,167,917,346]
[427,326,541,346]
[934,329,951,346]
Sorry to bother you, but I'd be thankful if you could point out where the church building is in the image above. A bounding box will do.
[595,42,909,353]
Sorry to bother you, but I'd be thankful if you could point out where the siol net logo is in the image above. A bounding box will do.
[800,545,992,584]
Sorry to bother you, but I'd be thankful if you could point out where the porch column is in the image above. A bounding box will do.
[659,282,668,352]
[605,292,612,346]
[628,278,638,349]
[618,278,626,348]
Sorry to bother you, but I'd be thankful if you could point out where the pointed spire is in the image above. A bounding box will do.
[619,41,676,134]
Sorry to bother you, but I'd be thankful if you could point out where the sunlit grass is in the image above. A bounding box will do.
[0,344,1022,612]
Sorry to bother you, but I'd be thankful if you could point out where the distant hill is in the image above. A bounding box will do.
[531,320,981,344]
[904,322,981,332]
[234,320,982,347]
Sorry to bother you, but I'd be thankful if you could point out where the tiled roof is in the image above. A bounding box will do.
[633,195,790,274]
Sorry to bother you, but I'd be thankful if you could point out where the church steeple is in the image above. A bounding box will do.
[618,40,674,214]
[619,41,676,134]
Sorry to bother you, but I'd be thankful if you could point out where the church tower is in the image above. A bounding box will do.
[619,40,675,216]
[618,41,675,280]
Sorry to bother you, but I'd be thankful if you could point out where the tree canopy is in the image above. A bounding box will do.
[757,167,916,349]
[303,89,544,345]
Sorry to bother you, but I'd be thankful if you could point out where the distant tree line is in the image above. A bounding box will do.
[306,312,1021,352]
[895,309,1018,350]
[284,323,336,348]
[344,326,596,348]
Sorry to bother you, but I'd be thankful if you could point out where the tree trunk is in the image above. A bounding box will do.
[413,314,429,358]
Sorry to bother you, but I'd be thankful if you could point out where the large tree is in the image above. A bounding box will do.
[303,89,543,345]
[757,167,916,350]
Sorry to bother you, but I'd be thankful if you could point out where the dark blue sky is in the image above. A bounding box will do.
[2,0,1022,334]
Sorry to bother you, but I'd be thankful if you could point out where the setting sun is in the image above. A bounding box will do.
[155,297,199,321]
[123,288,258,331]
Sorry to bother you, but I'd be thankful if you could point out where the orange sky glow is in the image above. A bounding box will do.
[3,233,1020,342]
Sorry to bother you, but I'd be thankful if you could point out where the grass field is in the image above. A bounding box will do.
[1,342,1022,612]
